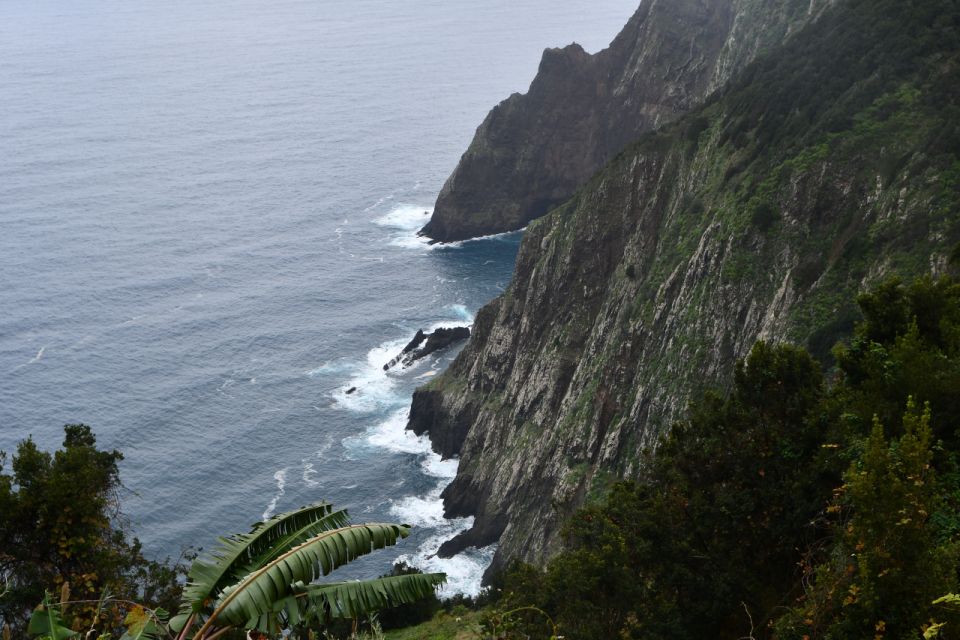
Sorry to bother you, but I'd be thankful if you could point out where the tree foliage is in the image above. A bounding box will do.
[0,425,183,636]
[496,276,960,639]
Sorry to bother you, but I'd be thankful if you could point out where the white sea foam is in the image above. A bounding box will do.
[301,437,335,488]
[363,194,395,213]
[421,455,459,479]
[362,409,433,454]
[16,345,47,369]
[330,337,410,413]
[389,479,494,596]
[397,539,498,599]
[391,484,451,529]
[353,407,494,596]
[458,227,528,244]
[331,306,494,594]
[447,304,474,323]
[302,462,319,487]
[374,204,433,231]
[374,204,437,250]
[344,408,432,458]
[262,468,288,519]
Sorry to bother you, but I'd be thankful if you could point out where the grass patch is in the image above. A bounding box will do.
[383,610,484,640]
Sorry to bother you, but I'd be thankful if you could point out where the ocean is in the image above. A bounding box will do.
[0,0,636,593]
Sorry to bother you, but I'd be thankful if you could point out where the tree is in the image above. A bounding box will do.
[834,276,960,446]
[774,402,960,639]
[0,425,183,636]
[170,502,446,639]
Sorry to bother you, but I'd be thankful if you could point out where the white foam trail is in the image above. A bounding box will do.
[302,462,318,487]
[262,468,288,519]
[455,227,528,245]
[315,436,335,458]
[363,194,395,213]
[14,345,48,371]
[302,436,337,487]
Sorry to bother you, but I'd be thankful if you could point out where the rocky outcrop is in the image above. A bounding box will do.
[405,328,471,367]
[420,0,823,243]
[383,330,428,371]
[409,0,960,576]
[383,327,471,371]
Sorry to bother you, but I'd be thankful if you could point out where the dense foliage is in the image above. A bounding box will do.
[494,276,960,639]
[0,425,184,635]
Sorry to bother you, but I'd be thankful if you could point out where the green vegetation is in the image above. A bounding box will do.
[382,609,483,640]
[490,276,960,639]
[0,425,184,637]
[170,502,445,640]
[3,433,444,640]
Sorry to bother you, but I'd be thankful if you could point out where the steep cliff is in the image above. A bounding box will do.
[420,0,825,242]
[409,0,960,574]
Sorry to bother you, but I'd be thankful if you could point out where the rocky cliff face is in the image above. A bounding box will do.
[409,0,960,574]
[420,0,823,242]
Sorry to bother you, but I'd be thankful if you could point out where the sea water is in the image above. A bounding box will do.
[0,0,636,594]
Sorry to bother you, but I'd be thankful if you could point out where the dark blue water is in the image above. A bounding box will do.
[0,0,636,592]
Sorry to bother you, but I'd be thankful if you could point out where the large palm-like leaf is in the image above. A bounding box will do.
[293,573,447,622]
[181,502,349,613]
[182,506,446,639]
[241,573,447,631]
[208,523,409,629]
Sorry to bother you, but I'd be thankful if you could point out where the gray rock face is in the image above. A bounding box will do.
[407,0,960,576]
[420,0,818,243]
[383,327,471,372]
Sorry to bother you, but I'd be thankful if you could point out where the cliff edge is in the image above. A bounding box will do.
[420,0,820,242]
[409,0,960,575]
